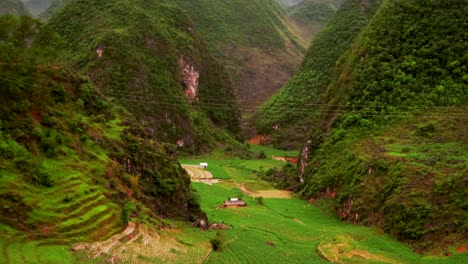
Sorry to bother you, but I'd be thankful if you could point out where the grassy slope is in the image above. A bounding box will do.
[0,14,204,263]
[256,0,381,149]
[45,0,241,151]
[299,0,468,252]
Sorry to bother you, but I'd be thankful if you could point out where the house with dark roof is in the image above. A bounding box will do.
[223,197,246,207]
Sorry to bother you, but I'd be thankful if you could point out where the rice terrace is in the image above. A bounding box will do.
[0,0,467,263]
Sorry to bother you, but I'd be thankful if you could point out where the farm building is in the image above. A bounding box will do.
[223,198,246,207]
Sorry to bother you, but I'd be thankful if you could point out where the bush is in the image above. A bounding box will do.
[255,196,264,205]
[210,231,226,251]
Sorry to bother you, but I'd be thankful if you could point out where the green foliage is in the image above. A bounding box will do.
[121,201,137,224]
[45,0,241,150]
[256,0,381,147]
[169,0,291,51]
[262,0,468,252]
[255,196,264,205]
[192,150,468,263]
[328,0,468,112]
[210,231,226,252]
[0,12,205,261]
[261,163,300,191]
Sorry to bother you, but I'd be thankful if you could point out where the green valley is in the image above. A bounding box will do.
[0,0,467,263]
[257,0,468,254]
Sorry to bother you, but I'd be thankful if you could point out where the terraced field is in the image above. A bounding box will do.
[183,145,468,264]
[72,222,211,264]
[0,166,123,264]
[1,144,467,263]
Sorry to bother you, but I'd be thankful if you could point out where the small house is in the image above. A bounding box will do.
[199,162,208,169]
[223,197,246,207]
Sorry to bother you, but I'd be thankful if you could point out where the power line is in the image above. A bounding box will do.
[100,90,468,112]
[114,98,467,118]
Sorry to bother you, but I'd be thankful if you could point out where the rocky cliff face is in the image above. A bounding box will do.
[179,57,200,101]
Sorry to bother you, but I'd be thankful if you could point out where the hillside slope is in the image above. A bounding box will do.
[45,0,241,152]
[256,0,381,149]
[0,14,205,262]
[168,0,306,104]
[298,0,468,252]
[283,0,344,45]
[23,0,53,16]
[0,0,27,15]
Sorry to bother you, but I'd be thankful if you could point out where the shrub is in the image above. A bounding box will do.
[255,196,264,205]
[210,231,226,251]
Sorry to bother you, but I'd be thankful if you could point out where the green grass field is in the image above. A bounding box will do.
[183,145,468,264]
[1,145,466,263]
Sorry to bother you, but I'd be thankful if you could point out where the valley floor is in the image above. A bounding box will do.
[1,145,467,263]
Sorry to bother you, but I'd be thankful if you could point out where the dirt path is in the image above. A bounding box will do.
[239,184,293,199]
[182,165,220,185]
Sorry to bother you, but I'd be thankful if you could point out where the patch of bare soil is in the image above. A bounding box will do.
[317,235,401,264]
[247,135,272,145]
[239,184,293,199]
[72,222,210,264]
[182,165,220,185]
[456,243,468,253]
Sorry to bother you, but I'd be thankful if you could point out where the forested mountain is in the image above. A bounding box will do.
[168,0,306,104]
[256,0,380,149]
[45,0,242,152]
[0,0,28,15]
[0,13,204,257]
[40,0,305,104]
[263,0,468,252]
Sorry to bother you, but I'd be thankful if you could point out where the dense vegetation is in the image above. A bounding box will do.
[256,0,381,149]
[267,0,468,252]
[184,147,467,263]
[167,0,307,103]
[0,12,205,262]
[44,0,241,152]
[38,0,308,104]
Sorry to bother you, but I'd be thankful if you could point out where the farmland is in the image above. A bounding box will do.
[183,145,468,264]
[1,145,467,263]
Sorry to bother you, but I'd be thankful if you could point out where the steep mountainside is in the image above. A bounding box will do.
[0,0,27,15]
[0,14,204,259]
[276,0,304,8]
[168,0,306,104]
[256,0,381,149]
[46,0,241,152]
[22,0,53,16]
[283,0,344,44]
[296,0,468,252]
